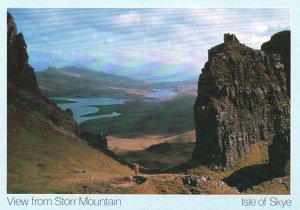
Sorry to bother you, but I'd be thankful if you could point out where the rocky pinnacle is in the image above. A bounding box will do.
[193,33,290,173]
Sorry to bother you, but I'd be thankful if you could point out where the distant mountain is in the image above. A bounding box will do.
[36,66,151,98]
[40,65,146,87]
[94,61,200,82]
[36,66,197,98]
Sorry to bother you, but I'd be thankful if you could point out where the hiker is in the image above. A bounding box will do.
[135,163,139,176]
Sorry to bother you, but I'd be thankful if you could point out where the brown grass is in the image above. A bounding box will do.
[62,173,238,194]
[108,131,195,153]
[187,140,270,180]
[8,107,287,194]
[7,110,133,193]
[243,176,290,195]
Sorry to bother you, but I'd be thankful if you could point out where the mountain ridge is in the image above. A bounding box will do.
[36,65,197,98]
[40,61,200,83]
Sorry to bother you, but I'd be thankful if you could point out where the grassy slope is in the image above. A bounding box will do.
[185,141,270,179]
[109,131,196,170]
[7,105,132,193]
[7,106,235,195]
[7,102,234,195]
[62,173,237,194]
[182,140,289,194]
[244,176,290,194]
[7,93,288,194]
[81,94,196,136]
[121,142,196,169]
[54,138,289,194]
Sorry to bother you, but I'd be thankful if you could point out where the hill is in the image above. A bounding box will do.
[7,12,132,193]
[36,66,149,99]
[108,131,196,170]
[36,66,197,99]
[8,105,132,193]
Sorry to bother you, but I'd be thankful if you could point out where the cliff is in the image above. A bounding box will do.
[261,31,291,176]
[7,12,40,95]
[261,31,290,97]
[193,33,290,172]
[7,12,81,136]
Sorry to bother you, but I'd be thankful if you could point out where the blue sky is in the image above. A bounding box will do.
[8,8,290,81]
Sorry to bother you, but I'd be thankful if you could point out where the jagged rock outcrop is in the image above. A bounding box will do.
[7,12,40,95]
[224,33,239,43]
[261,32,291,176]
[193,33,290,171]
[7,12,81,136]
[261,31,290,97]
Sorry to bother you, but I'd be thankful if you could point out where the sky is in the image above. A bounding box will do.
[8,8,290,81]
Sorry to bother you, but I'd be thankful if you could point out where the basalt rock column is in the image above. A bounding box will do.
[193,33,290,169]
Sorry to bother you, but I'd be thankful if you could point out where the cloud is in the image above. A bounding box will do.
[248,22,269,33]
[9,8,291,73]
[149,16,163,26]
[106,38,115,43]
[115,12,141,25]
[238,33,270,48]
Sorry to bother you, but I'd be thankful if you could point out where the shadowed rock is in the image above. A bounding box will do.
[224,33,239,43]
[261,31,290,97]
[7,12,40,95]
[268,127,290,176]
[7,12,82,136]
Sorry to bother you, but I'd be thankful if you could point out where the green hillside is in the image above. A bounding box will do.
[81,94,196,136]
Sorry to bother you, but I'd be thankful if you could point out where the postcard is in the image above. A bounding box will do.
[1,0,299,210]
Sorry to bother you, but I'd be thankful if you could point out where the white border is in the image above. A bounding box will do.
[1,1,300,210]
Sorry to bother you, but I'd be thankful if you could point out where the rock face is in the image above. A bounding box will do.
[193,33,290,170]
[261,32,291,176]
[224,33,239,43]
[7,12,40,94]
[7,12,81,136]
[268,127,290,176]
[261,31,290,97]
